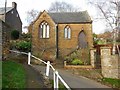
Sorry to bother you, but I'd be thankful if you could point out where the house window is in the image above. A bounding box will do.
[64,26,71,39]
[39,21,50,38]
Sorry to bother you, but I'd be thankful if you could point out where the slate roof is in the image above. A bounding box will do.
[0,7,13,14]
[48,11,92,23]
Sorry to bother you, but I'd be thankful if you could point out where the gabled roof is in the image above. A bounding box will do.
[48,11,92,23]
[0,7,13,14]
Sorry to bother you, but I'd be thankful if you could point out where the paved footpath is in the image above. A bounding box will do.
[31,64,113,89]
[23,64,51,88]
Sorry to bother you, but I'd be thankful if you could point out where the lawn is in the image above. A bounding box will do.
[2,60,26,88]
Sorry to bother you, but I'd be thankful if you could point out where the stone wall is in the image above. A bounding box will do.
[58,23,93,57]
[30,11,56,61]
[100,47,120,79]
[0,20,10,60]
[29,11,93,60]
[0,21,2,60]
[90,48,96,68]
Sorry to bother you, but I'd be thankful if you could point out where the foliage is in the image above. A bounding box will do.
[21,33,31,42]
[16,41,31,52]
[64,48,90,65]
[93,33,98,45]
[10,40,17,49]
[11,30,20,40]
[10,32,32,52]
[71,59,84,65]
[21,33,31,38]
[93,33,106,45]
[102,78,120,88]
[96,39,105,45]
[2,61,26,88]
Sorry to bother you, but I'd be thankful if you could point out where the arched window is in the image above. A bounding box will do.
[39,21,50,38]
[64,26,71,39]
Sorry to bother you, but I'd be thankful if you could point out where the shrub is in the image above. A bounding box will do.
[21,33,31,38]
[71,59,84,65]
[11,30,20,39]
[16,41,31,52]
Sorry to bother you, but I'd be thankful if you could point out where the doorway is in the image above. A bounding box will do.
[78,31,88,48]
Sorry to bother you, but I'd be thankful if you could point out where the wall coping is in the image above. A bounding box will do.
[64,65,93,69]
[100,46,112,49]
[64,61,93,69]
[90,48,96,50]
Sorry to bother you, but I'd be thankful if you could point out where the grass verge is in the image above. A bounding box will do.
[2,60,26,88]
[50,79,67,90]
[0,61,2,89]
[102,78,120,88]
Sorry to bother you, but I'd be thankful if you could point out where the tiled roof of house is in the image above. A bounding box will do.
[48,11,92,23]
[0,7,13,14]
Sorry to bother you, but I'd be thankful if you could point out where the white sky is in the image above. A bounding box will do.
[0,0,106,34]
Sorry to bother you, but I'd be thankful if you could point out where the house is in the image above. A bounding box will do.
[0,2,22,60]
[28,10,93,61]
[0,2,22,35]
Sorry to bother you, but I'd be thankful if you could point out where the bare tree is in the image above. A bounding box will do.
[88,0,118,29]
[87,0,120,54]
[26,9,39,24]
[48,1,81,12]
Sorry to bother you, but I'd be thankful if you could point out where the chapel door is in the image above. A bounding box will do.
[78,31,88,48]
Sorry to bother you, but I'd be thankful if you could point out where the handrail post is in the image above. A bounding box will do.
[46,61,50,77]
[54,71,56,89]
[28,52,31,65]
[54,71,59,90]
[56,71,59,89]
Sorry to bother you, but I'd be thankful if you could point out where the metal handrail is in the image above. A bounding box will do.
[9,50,71,90]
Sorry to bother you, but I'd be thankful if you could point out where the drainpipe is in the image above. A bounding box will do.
[31,23,34,54]
[56,24,59,58]
[4,0,7,22]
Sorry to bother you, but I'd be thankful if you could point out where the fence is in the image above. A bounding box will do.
[9,50,71,90]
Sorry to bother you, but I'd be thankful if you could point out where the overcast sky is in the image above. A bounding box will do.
[0,0,106,34]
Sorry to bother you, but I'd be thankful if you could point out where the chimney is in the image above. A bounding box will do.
[12,2,17,9]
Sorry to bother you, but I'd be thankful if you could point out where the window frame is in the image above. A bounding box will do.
[39,21,50,39]
[64,25,71,39]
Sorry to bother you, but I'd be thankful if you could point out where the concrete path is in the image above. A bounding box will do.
[31,64,113,89]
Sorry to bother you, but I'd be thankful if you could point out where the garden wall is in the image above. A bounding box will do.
[90,46,120,79]
[0,21,2,60]
[101,47,120,79]
[0,20,10,60]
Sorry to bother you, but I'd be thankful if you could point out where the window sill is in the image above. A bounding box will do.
[40,38,50,39]
[64,38,71,40]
